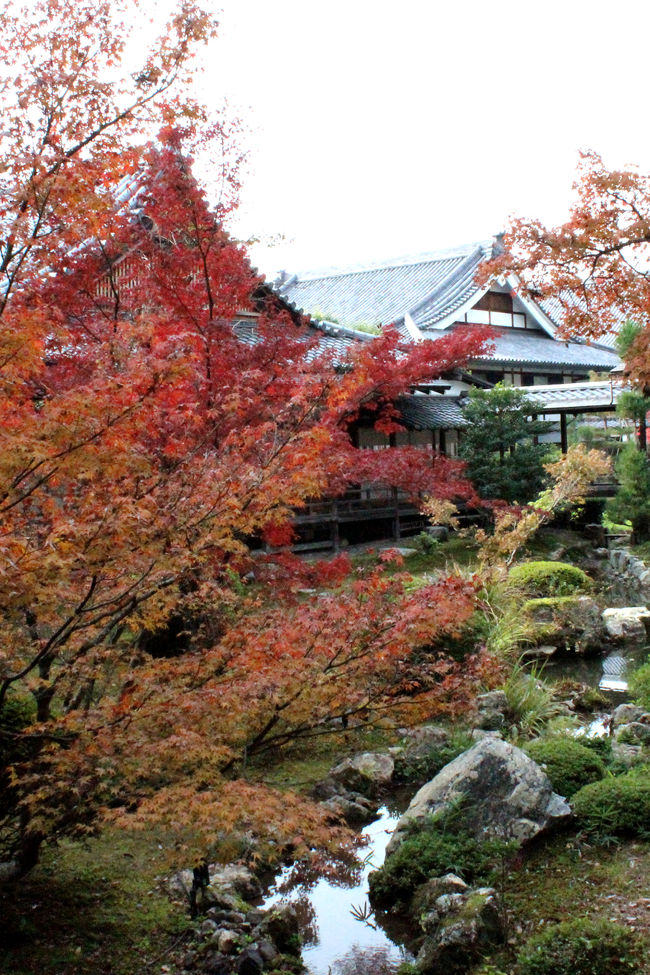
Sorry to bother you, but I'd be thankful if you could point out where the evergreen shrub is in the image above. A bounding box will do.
[516,917,643,975]
[572,766,650,838]
[524,737,605,797]
[368,808,509,909]
[574,733,613,762]
[508,561,590,597]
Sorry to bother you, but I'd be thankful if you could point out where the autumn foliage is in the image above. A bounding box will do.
[481,150,650,390]
[0,0,496,878]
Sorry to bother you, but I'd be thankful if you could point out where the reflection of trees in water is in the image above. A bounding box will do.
[331,945,404,975]
[276,844,365,894]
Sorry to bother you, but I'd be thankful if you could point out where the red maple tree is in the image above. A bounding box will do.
[0,0,495,878]
[480,150,650,387]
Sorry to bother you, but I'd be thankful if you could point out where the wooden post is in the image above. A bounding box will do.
[560,413,568,454]
[393,486,400,540]
[331,500,340,552]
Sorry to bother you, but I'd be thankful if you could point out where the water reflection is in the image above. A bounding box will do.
[599,650,636,692]
[262,804,413,975]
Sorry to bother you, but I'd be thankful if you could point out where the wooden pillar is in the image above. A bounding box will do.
[560,413,568,454]
[331,500,340,552]
[439,428,447,456]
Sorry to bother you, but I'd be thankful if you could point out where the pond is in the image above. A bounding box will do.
[261,793,414,975]
[545,641,648,694]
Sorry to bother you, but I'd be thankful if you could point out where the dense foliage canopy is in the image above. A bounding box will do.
[0,0,496,878]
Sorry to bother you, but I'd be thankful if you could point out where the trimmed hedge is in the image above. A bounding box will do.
[525,737,605,798]
[516,917,643,975]
[508,561,590,597]
[572,766,650,838]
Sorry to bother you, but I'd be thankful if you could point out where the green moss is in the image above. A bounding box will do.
[368,807,511,909]
[629,655,650,710]
[516,917,644,975]
[508,561,590,597]
[524,738,605,797]
[393,730,473,784]
[0,827,194,975]
[572,765,650,838]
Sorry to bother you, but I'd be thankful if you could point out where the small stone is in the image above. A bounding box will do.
[477,690,508,712]
[216,930,240,955]
[236,947,264,975]
[257,940,279,964]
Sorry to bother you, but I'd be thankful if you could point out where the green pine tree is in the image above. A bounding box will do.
[459,383,553,503]
[607,442,650,542]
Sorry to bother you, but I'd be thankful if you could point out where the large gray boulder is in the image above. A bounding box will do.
[602,606,650,646]
[386,737,571,855]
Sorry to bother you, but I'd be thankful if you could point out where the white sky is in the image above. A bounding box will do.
[194,0,650,278]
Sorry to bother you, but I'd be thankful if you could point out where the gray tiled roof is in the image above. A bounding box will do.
[278,242,494,328]
[396,394,467,430]
[231,317,369,363]
[515,380,624,411]
[466,328,620,370]
[407,246,490,330]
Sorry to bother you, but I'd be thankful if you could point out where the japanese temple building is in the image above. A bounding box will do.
[268,239,625,548]
[277,239,623,458]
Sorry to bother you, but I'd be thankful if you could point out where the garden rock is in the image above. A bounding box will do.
[611,740,645,767]
[602,606,650,646]
[321,794,378,824]
[411,873,470,916]
[255,902,302,954]
[416,885,504,974]
[614,721,650,745]
[521,644,557,661]
[476,691,508,731]
[399,723,451,747]
[217,930,240,954]
[525,596,605,654]
[236,946,265,975]
[201,950,229,974]
[328,751,394,796]
[611,703,649,729]
[477,690,508,711]
[386,737,571,855]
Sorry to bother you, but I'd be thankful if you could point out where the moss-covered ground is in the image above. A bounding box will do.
[472,834,650,974]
